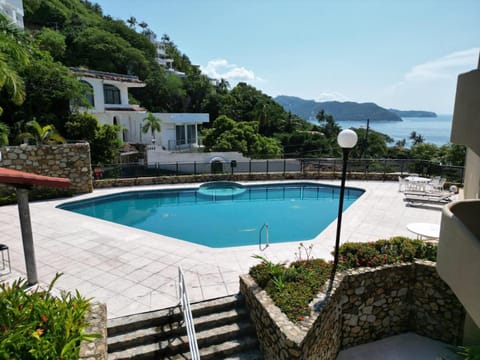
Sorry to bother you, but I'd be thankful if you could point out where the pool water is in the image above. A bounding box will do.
[58,182,364,248]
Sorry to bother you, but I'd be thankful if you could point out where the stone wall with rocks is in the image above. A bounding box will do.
[240,261,465,360]
[93,172,401,189]
[0,144,92,194]
[79,302,107,360]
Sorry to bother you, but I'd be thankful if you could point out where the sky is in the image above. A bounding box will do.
[94,0,480,114]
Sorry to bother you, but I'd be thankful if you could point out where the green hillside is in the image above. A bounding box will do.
[275,95,402,122]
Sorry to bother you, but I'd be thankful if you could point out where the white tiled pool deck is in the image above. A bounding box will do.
[0,180,443,319]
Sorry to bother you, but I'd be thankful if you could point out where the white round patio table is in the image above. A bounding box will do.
[407,222,440,240]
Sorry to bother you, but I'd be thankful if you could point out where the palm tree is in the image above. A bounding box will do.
[17,120,65,145]
[409,131,425,146]
[142,113,162,144]
[126,16,137,29]
[0,13,29,115]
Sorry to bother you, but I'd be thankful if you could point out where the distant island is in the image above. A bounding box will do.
[274,95,436,122]
[389,109,437,118]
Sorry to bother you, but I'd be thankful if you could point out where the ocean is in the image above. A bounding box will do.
[334,114,453,147]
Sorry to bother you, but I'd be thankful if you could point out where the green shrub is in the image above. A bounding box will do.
[337,236,437,269]
[0,273,98,359]
[249,237,437,323]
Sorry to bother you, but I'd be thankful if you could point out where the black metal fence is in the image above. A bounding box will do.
[93,158,464,184]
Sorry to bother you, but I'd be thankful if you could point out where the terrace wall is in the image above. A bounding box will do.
[240,261,465,360]
[0,144,93,194]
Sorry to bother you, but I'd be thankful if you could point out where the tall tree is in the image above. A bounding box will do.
[126,16,137,29]
[0,13,30,116]
[142,112,162,143]
[409,131,425,146]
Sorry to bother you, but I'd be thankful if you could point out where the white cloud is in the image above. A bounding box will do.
[316,91,350,102]
[403,48,479,83]
[200,58,257,82]
[382,48,479,113]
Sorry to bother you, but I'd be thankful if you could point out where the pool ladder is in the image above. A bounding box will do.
[259,223,269,251]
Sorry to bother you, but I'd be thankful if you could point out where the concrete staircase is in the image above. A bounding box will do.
[107,294,263,359]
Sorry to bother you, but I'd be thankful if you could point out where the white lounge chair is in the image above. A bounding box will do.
[403,190,454,206]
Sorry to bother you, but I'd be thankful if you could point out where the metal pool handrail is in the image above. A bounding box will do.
[259,223,269,251]
[178,266,200,360]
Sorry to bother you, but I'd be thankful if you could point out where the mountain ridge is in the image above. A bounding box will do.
[275,95,436,122]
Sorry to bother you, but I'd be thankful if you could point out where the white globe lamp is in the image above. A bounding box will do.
[337,129,358,149]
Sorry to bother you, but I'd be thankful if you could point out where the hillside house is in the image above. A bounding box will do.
[71,67,209,149]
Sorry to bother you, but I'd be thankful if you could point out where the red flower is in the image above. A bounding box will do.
[41,315,48,323]
[1,324,6,333]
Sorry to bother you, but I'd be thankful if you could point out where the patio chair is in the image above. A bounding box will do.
[428,177,446,192]
[403,190,454,207]
[398,176,407,192]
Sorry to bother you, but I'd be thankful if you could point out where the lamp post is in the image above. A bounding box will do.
[332,129,358,277]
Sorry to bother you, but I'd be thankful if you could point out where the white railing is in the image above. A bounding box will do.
[178,266,200,360]
[259,223,269,251]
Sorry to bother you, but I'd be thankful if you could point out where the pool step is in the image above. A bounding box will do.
[107,294,263,359]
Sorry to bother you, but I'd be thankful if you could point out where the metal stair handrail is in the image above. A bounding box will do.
[259,223,269,251]
[178,266,200,360]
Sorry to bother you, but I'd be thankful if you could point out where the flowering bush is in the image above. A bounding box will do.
[0,273,98,359]
[337,236,437,270]
[249,237,437,323]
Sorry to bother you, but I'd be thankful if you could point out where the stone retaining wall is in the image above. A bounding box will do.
[0,144,93,194]
[79,302,107,360]
[240,261,465,360]
[93,172,401,189]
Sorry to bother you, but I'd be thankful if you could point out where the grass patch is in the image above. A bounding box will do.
[249,236,437,323]
[0,273,98,359]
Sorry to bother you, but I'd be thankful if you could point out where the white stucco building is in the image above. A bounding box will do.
[71,67,209,149]
[0,0,24,28]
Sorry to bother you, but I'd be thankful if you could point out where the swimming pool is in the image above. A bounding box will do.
[58,182,364,248]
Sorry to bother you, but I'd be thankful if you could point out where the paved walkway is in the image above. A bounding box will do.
[337,332,454,359]
[0,180,443,319]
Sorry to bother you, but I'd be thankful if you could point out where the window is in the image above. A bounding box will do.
[187,125,196,144]
[103,84,121,104]
[176,125,186,145]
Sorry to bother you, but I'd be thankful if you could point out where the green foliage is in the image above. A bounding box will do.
[456,342,480,360]
[438,143,466,166]
[410,143,439,161]
[0,122,9,146]
[249,237,437,323]
[337,236,437,270]
[0,13,30,114]
[141,112,162,139]
[35,27,66,61]
[69,27,150,77]
[0,273,98,359]
[250,256,330,322]
[139,69,186,112]
[64,112,99,142]
[203,115,282,157]
[17,120,65,145]
[90,124,123,165]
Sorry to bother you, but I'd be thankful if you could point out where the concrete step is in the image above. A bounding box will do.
[108,306,250,353]
[108,294,242,337]
[108,321,257,359]
[171,336,263,360]
[107,294,262,360]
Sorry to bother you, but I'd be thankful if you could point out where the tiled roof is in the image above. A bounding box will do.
[70,67,145,84]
